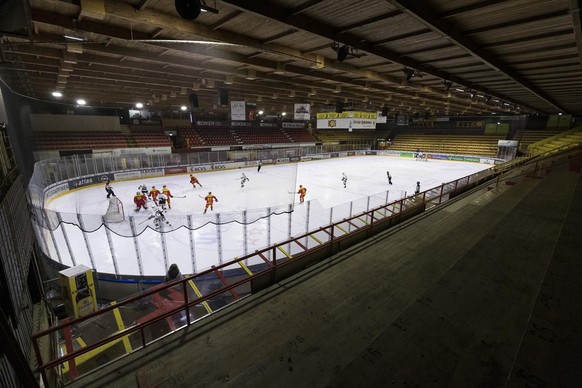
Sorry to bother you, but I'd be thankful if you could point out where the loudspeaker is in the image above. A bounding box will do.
[189,93,199,109]
[175,0,202,20]
[219,88,229,106]
[337,45,349,62]
[335,101,344,113]
[381,106,389,116]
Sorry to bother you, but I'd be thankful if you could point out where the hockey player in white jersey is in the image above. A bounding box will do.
[240,173,250,188]
[341,173,348,188]
[148,207,172,229]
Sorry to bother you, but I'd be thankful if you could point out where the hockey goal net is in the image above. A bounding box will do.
[103,198,125,223]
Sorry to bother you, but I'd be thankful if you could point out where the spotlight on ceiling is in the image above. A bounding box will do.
[337,44,350,62]
[76,99,86,106]
[403,68,415,81]
[175,0,202,20]
[180,105,187,111]
[281,112,286,116]
[442,80,452,91]
[135,102,143,109]
[258,110,264,115]
[52,91,63,97]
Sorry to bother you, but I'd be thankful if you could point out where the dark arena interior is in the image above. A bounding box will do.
[1,1,582,387]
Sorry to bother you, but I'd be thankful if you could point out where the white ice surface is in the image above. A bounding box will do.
[42,156,490,277]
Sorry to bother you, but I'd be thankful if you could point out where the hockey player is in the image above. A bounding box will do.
[189,174,203,188]
[157,193,169,210]
[105,180,116,198]
[139,184,148,195]
[149,186,160,205]
[257,160,262,172]
[415,181,421,194]
[203,192,218,214]
[297,185,307,203]
[240,173,250,188]
[341,173,348,188]
[134,191,148,211]
[162,185,174,209]
[386,171,393,185]
[149,208,171,229]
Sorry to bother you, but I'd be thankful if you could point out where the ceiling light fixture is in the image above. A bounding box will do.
[63,34,85,42]
[442,80,452,91]
[51,91,63,97]
[402,68,415,81]
[180,105,187,111]
[135,102,143,108]
[76,99,86,105]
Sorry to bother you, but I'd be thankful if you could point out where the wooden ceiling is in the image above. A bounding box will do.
[1,0,581,116]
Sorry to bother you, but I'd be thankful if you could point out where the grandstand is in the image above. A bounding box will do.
[2,1,582,388]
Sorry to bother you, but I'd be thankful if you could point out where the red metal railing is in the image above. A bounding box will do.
[37,149,582,387]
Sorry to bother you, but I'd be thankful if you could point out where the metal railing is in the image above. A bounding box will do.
[31,144,582,387]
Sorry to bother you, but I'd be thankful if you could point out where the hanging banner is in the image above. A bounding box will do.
[316,118,376,129]
[294,103,310,120]
[230,101,246,121]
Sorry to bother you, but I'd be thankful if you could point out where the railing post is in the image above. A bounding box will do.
[183,278,191,326]
[32,336,48,388]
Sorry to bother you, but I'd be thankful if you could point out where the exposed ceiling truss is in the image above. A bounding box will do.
[0,0,580,116]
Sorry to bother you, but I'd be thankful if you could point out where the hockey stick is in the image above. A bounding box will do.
[138,216,155,225]
[173,195,187,198]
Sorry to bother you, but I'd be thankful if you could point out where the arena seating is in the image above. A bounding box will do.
[314,129,385,143]
[392,132,500,157]
[516,128,566,153]
[129,126,172,147]
[32,131,129,151]
[526,127,582,155]
[235,127,290,144]
[194,126,239,146]
[282,128,316,142]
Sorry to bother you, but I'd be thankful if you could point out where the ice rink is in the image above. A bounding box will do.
[43,155,491,277]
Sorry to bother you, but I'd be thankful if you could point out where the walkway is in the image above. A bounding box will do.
[70,159,582,387]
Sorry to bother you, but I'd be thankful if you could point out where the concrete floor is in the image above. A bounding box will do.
[69,159,582,388]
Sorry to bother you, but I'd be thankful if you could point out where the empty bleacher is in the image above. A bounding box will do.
[392,131,500,157]
[282,128,316,143]
[194,126,239,146]
[129,126,172,148]
[234,127,289,144]
[32,131,129,151]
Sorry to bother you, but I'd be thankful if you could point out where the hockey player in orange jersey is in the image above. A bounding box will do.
[148,186,160,205]
[297,185,307,203]
[161,185,174,209]
[134,192,148,211]
[202,192,218,214]
[189,174,203,188]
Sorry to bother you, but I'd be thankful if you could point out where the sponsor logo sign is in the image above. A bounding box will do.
[141,168,164,177]
[230,121,252,127]
[114,171,141,180]
[347,151,356,156]
[456,121,484,128]
[189,165,209,172]
[211,163,227,170]
[365,151,377,155]
[259,122,277,127]
[44,183,69,201]
[330,152,339,158]
[164,166,187,174]
[282,122,305,128]
[68,177,98,190]
[231,101,246,121]
[430,154,448,160]
[464,157,480,163]
[277,158,290,163]
[196,121,222,126]
[294,103,310,121]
